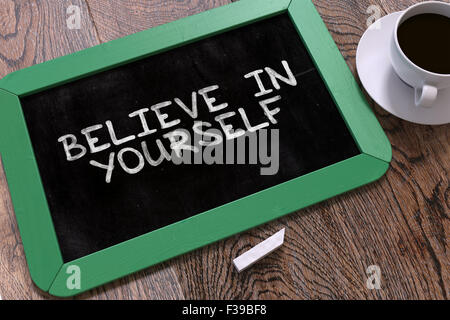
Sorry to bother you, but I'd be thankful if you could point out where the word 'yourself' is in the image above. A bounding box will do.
[58,60,298,182]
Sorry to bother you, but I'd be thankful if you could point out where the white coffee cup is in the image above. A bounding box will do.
[390,1,450,108]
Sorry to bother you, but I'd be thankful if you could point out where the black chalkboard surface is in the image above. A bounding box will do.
[20,13,359,262]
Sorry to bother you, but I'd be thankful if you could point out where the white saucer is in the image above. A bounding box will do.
[356,12,450,125]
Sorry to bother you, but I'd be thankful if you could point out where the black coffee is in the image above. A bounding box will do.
[398,13,450,74]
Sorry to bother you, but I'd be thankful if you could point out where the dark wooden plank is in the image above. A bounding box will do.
[0,0,100,78]
[73,261,185,300]
[85,0,231,41]
[172,0,449,300]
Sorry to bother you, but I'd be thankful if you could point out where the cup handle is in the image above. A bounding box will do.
[415,84,438,108]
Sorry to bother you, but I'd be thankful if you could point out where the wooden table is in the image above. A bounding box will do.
[0,0,448,300]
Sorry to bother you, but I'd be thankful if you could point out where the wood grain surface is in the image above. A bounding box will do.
[0,0,448,300]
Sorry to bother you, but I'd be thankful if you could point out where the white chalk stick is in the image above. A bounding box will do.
[233,228,285,272]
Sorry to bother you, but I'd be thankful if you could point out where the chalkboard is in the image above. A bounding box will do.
[20,13,358,262]
[0,0,390,296]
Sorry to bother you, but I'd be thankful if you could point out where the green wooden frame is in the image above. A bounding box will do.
[0,0,391,297]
